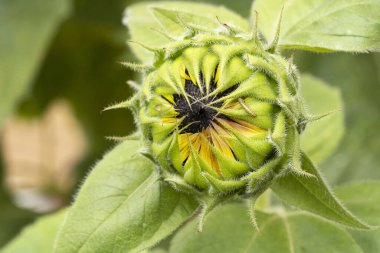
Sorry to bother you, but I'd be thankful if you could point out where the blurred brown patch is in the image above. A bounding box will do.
[1,99,86,212]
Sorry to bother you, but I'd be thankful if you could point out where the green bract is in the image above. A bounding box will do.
[118,5,310,211]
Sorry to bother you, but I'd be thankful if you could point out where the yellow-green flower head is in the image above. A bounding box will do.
[121,7,308,196]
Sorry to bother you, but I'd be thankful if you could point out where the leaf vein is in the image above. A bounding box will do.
[284,1,379,38]
[75,172,156,253]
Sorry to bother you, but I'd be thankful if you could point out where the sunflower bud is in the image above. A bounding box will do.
[122,7,307,200]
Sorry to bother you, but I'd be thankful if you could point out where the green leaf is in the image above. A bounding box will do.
[170,203,363,253]
[348,229,380,253]
[53,140,197,253]
[336,181,380,225]
[196,0,253,18]
[251,0,380,52]
[245,212,363,253]
[125,1,249,63]
[0,209,66,253]
[336,181,380,253]
[296,53,380,184]
[300,74,344,164]
[170,203,260,253]
[0,0,71,126]
[271,153,369,229]
[146,249,168,253]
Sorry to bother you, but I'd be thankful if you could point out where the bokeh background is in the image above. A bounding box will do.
[0,0,379,248]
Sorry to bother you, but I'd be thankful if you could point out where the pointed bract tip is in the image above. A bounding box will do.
[103,99,134,112]
[289,164,316,179]
[126,80,140,91]
[250,10,259,39]
[267,5,285,53]
[302,109,341,124]
[105,132,140,142]
[128,40,165,54]
[247,198,260,232]
[120,61,152,72]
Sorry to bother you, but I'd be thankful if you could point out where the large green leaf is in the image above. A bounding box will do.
[170,203,260,253]
[0,209,66,253]
[336,181,380,225]
[170,203,363,253]
[271,153,369,229]
[125,1,249,63]
[245,212,363,253]
[53,140,197,253]
[0,0,71,126]
[336,181,380,253]
[348,229,380,253]
[300,74,344,164]
[296,53,380,184]
[251,0,380,52]
[193,0,253,18]
[146,249,168,253]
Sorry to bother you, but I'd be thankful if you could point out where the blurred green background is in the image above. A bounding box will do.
[0,0,379,248]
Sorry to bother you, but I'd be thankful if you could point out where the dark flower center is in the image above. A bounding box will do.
[173,72,237,133]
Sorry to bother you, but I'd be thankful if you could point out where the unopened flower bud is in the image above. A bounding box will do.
[129,22,306,195]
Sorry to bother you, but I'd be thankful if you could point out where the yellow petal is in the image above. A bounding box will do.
[199,130,220,175]
[163,94,175,105]
[209,126,234,159]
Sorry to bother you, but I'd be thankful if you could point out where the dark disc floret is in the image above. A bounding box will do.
[173,71,237,133]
